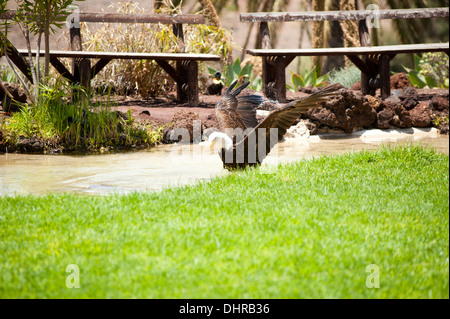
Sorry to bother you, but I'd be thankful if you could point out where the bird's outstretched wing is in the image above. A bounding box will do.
[235,84,341,160]
[235,94,267,128]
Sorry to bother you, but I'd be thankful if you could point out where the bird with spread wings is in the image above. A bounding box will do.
[208,80,341,169]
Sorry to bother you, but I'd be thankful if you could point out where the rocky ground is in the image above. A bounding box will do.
[156,73,449,143]
[1,73,449,152]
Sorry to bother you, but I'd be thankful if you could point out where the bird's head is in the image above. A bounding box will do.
[208,132,233,152]
[213,71,222,85]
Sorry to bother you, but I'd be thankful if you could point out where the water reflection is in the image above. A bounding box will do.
[0,128,448,196]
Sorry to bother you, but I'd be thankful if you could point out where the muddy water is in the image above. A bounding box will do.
[0,128,448,196]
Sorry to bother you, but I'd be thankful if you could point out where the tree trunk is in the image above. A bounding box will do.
[197,0,222,28]
[312,0,326,75]
[324,0,345,73]
[21,23,38,105]
[44,1,51,79]
[340,0,359,66]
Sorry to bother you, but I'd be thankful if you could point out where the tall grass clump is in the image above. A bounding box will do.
[328,65,361,88]
[1,80,163,152]
[0,65,20,84]
[68,1,234,98]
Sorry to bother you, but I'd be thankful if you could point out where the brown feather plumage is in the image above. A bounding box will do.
[214,81,341,169]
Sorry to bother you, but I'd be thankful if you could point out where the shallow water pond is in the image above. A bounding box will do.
[0,128,448,196]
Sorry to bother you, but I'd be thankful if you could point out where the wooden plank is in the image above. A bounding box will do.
[4,46,34,84]
[90,58,111,79]
[1,31,34,83]
[240,7,449,22]
[17,49,221,61]
[2,11,205,24]
[49,57,76,83]
[346,55,370,75]
[246,43,449,56]
[155,60,180,83]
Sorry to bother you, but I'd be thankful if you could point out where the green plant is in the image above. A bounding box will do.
[404,53,449,89]
[328,65,361,88]
[2,80,163,151]
[0,65,19,84]
[208,56,262,91]
[433,115,449,128]
[3,0,83,105]
[288,66,328,91]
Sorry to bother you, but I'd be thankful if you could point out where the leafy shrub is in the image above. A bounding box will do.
[404,53,449,89]
[328,65,361,88]
[0,65,19,84]
[288,66,328,91]
[2,80,163,150]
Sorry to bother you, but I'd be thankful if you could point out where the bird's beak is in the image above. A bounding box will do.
[209,140,216,150]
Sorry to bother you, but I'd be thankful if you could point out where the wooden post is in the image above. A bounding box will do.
[80,58,91,89]
[260,22,276,99]
[70,26,82,81]
[186,61,198,106]
[379,54,393,99]
[176,61,188,104]
[274,57,286,102]
[358,19,371,96]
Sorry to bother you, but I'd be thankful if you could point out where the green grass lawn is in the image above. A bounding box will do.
[0,145,448,298]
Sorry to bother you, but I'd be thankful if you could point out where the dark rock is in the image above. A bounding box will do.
[377,107,395,129]
[165,110,202,143]
[257,99,278,111]
[0,82,27,112]
[377,97,412,129]
[430,95,449,112]
[299,85,319,94]
[140,110,151,116]
[203,113,219,129]
[439,124,449,135]
[398,86,419,110]
[429,95,449,134]
[350,82,361,91]
[390,72,411,90]
[308,88,377,134]
[366,95,382,112]
[410,102,431,127]
[16,135,44,152]
[304,119,318,135]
